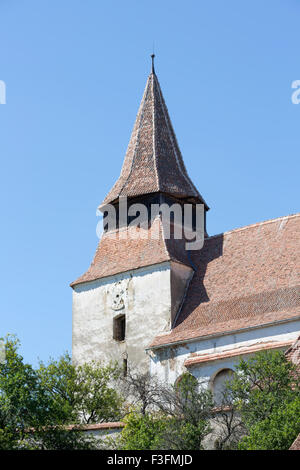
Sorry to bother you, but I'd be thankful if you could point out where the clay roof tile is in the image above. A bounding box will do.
[100,70,208,209]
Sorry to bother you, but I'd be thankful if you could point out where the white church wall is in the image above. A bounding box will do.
[72,261,173,372]
[83,426,124,447]
[148,319,300,388]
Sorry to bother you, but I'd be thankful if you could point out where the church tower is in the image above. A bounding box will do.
[71,57,208,372]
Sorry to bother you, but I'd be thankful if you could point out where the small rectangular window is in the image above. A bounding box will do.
[123,358,128,377]
[113,314,126,341]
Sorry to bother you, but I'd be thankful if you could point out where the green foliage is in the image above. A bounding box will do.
[37,352,77,423]
[174,373,212,424]
[0,335,123,449]
[225,350,300,450]
[0,335,54,448]
[117,411,167,450]
[38,354,123,424]
[163,418,210,451]
[1,336,299,451]
[155,372,213,450]
[238,396,300,450]
[73,361,123,423]
[28,426,97,450]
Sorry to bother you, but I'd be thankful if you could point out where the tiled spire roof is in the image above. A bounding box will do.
[101,62,208,208]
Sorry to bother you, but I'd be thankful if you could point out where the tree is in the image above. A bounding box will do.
[2,336,298,450]
[118,371,213,450]
[221,350,300,450]
[38,354,124,424]
[0,336,123,449]
[210,374,246,449]
[117,411,167,450]
[157,373,213,450]
[120,368,166,415]
[0,335,54,449]
[238,396,300,450]
[211,398,245,450]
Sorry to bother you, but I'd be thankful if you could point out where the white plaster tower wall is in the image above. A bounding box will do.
[72,261,173,372]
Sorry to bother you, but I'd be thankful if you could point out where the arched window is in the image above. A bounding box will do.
[212,368,234,406]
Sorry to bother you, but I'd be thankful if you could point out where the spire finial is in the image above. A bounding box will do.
[151,53,155,74]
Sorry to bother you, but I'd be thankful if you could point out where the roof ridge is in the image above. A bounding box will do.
[152,73,160,191]
[118,75,151,197]
[206,212,300,241]
[153,74,197,197]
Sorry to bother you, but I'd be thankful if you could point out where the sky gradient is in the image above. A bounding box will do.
[0,1,299,365]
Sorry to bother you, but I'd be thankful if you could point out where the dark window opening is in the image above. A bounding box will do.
[123,358,128,377]
[113,315,126,341]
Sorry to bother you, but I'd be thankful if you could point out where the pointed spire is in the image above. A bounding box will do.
[100,66,208,209]
[151,53,155,74]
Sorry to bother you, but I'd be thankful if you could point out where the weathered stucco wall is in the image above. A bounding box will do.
[72,262,173,372]
[149,319,300,387]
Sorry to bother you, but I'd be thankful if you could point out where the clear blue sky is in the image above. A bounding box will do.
[0,1,299,366]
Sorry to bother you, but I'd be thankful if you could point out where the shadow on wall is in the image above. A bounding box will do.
[175,234,224,327]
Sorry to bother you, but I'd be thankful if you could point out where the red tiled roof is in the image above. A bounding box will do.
[26,422,125,433]
[290,433,300,450]
[100,70,208,209]
[70,218,190,287]
[184,340,294,367]
[71,213,300,347]
[150,213,300,347]
[66,422,125,431]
